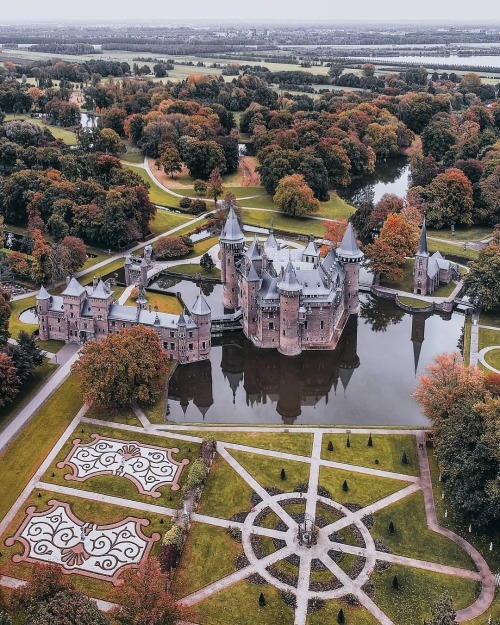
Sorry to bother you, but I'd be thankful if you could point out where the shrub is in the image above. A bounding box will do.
[342,480,349,492]
[259,592,266,606]
[280,468,286,480]
[154,236,190,259]
[188,199,207,214]
[368,433,373,447]
[162,523,184,550]
[327,440,333,452]
[389,521,395,534]
[194,179,207,195]
[401,449,408,465]
[346,435,350,448]
[337,608,345,624]
[183,458,207,492]
[392,575,399,589]
[179,196,192,209]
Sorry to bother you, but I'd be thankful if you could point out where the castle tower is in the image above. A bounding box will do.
[337,223,364,314]
[124,256,132,286]
[90,279,114,341]
[177,311,187,364]
[61,277,87,344]
[190,291,212,360]
[36,286,51,341]
[277,260,302,356]
[413,217,429,296]
[220,206,245,309]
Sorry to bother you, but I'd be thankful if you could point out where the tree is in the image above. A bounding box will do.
[379,213,419,259]
[427,592,458,625]
[25,590,109,625]
[273,174,319,217]
[346,435,350,448]
[479,166,500,225]
[160,144,182,178]
[337,608,345,624]
[327,440,333,452]
[7,330,44,382]
[342,480,349,492]
[47,213,69,243]
[401,450,408,465]
[60,236,87,274]
[298,155,330,201]
[259,592,266,607]
[392,575,399,589]
[112,558,189,625]
[0,353,19,408]
[464,235,500,311]
[184,140,226,180]
[207,168,223,204]
[364,239,404,283]
[72,325,168,408]
[158,543,180,573]
[200,253,215,273]
[364,123,399,159]
[8,251,30,279]
[0,613,12,625]
[280,468,286,480]
[31,229,52,284]
[388,521,395,534]
[368,433,373,447]
[0,285,11,346]
[154,236,190,260]
[423,168,474,228]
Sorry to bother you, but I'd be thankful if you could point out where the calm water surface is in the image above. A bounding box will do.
[166,293,464,427]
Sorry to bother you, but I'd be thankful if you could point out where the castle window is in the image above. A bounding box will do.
[304,321,308,330]
[189,331,193,338]
[320,320,324,330]
[122,323,125,328]
[111,321,116,327]
[163,342,168,349]
[49,326,52,331]
[269,322,274,330]
[70,312,74,318]
[283,329,285,336]
[97,315,102,321]
[202,341,206,349]
[170,331,175,338]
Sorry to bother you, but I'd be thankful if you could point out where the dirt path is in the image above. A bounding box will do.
[239,156,260,186]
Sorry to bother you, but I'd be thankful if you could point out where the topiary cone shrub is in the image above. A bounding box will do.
[342,480,349,492]
[337,607,345,624]
[368,433,373,447]
[346,435,350,448]
[328,440,333,452]
[259,592,266,606]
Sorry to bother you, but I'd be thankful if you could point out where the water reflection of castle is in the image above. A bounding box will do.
[168,314,361,424]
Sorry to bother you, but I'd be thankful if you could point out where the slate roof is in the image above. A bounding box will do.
[191,293,211,316]
[417,217,429,257]
[220,206,245,243]
[277,260,302,293]
[48,296,64,312]
[303,240,320,257]
[265,230,278,249]
[244,235,262,260]
[337,223,363,261]
[36,286,51,300]
[91,280,113,299]
[62,277,86,297]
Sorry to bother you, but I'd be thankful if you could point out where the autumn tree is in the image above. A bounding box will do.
[416,168,474,228]
[0,353,19,408]
[60,236,87,274]
[160,143,182,178]
[464,232,500,311]
[0,285,11,346]
[154,236,190,260]
[368,194,404,231]
[379,212,419,258]
[30,229,52,284]
[25,590,109,625]
[364,239,405,283]
[273,174,319,217]
[207,167,223,204]
[72,325,167,408]
[322,219,347,251]
[112,558,189,625]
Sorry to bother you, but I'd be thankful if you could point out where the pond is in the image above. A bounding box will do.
[150,276,226,316]
[166,293,465,427]
[3,231,34,255]
[339,157,410,206]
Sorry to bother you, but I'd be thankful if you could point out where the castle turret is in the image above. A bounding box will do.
[90,279,114,341]
[36,286,51,341]
[62,277,87,343]
[220,206,245,309]
[337,223,363,314]
[277,260,302,356]
[190,291,212,360]
[413,216,429,296]
[124,256,132,286]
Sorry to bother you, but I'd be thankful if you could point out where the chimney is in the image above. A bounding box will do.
[93,276,98,288]
[66,276,71,285]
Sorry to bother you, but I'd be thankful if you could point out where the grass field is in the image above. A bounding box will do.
[484,348,500,371]
[428,227,493,242]
[240,209,326,237]
[229,450,311,493]
[5,113,78,145]
[167,263,221,279]
[8,296,37,339]
[149,210,194,237]
[186,430,313,456]
[427,238,479,262]
[320,433,418,476]
[125,289,183,314]
[241,193,354,220]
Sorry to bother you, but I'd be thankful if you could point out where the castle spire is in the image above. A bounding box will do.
[417,216,429,256]
[220,205,244,244]
[337,223,364,262]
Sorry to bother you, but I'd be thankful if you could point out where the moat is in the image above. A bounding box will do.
[166,293,465,427]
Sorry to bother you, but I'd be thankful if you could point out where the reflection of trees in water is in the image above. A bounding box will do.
[339,157,408,207]
[360,295,405,333]
[153,275,182,291]
[199,281,215,297]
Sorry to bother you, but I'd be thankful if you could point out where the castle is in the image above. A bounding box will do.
[412,217,459,296]
[36,208,363,362]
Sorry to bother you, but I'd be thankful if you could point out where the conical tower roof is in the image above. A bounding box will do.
[91,279,113,299]
[417,216,429,257]
[277,260,302,293]
[36,285,50,300]
[191,292,211,316]
[62,277,86,297]
[245,234,262,259]
[337,223,363,262]
[220,206,244,244]
[178,310,187,326]
[265,227,278,249]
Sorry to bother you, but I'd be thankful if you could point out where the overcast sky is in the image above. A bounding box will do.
[4,0,500,23]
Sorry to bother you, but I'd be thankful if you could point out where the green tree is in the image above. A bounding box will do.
[7,330,44,382]
[160,144,182,178]
[425,168,474,228]
[72,325,168,408]
[0,352,19,408]
[184,140,226,180]
[464,232,500,311]
[200,253,215,273]
[0,285,11,346]
[207,168,223,204]
[25,590,109,625]
[273,174,319,217]
[47,213,69,243]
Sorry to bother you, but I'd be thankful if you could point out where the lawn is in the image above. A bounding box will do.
[427,238,479,262]
[463,316,472,366]
[428,227,493,242]
[190,580,294,625]
[320,433,419,476]
[120,139,144,164]
[318,466,411,507]
[42,423,198,508]
[197,453,254,519]
[241,193,354,221]
[479,328,500,353]
[0,359,58,429]
[124,165,180,206]
[229,449,311,493]
[372,565,479,625]
[480,311,500,328]
[380,259,413,292]
[240,209,327,237]
[171,522,241,599]
[149,210,193,237]
[484,348,500,371]
[4,114,77,145]
[39,338,66,353]
[186,430,313,456]
[8,296,37,339]
[0,488,164,602]
[307,600,378,625]
[397,295,431,308]
[84,401,142,427]
[168,263,221,279]
[371,491,475,569]
[0,375,82,522]
[125,289,183,314]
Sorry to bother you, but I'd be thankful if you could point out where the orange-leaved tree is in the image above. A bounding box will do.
[72,325,167,408]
